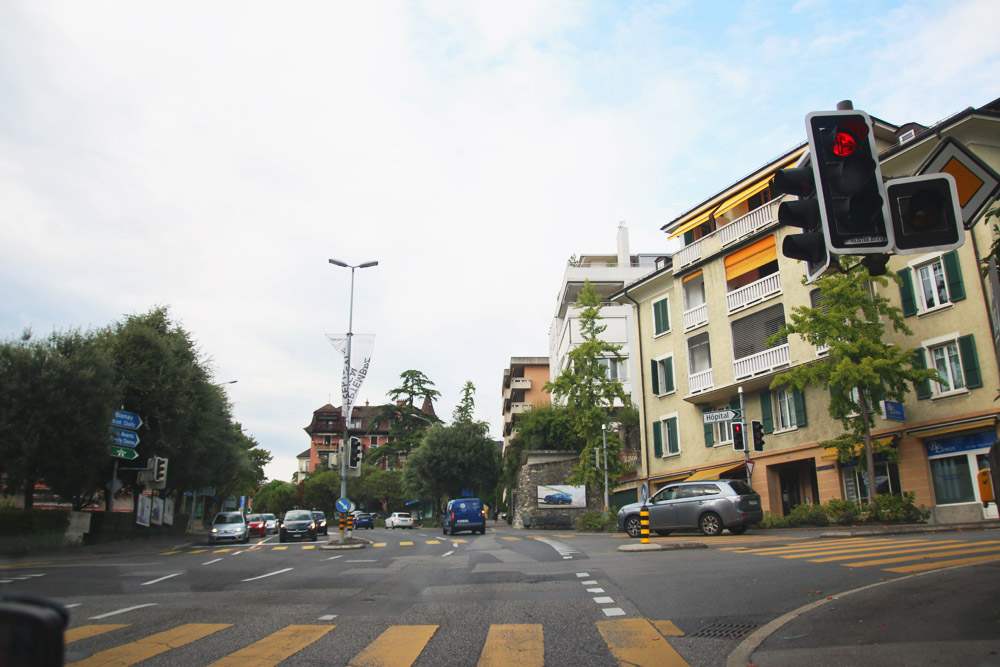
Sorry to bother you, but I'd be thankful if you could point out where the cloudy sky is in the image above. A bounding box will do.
[2,1,997,484]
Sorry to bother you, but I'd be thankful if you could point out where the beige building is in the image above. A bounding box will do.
[613,97,1000,524]
[502,357,551,456]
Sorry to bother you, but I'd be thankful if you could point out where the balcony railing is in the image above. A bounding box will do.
[718,200,779,247]
[511,402,532,414]
[727,272,781,314]
[733,344,790,381]
[511,377,531,390]
[675,240,703,270]
[688,368,714,394]
[683,303,708,332]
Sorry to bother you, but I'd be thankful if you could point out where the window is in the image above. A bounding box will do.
[916,259,949,310]
[774,388,796,431]
[899,251,966,317]
[761,387,806,433]
[842,461,901,504]
[653,297,671,336]
[930,455,976,504]
[652,415,679,457]
[731,303,786,360]
[598,357,628,382]
[931,341,965,393]
[688,333,711,374]
[650,355,674,395]
[323,435,332,446]
[914,334,982,399]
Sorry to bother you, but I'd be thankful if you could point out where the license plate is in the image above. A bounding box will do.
[748,500,759,506]
[457,519,468,524]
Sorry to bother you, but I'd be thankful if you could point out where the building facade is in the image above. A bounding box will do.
[501,356,551,456]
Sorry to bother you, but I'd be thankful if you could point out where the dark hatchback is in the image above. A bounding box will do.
[312,511,329,536]
[280,509,317,542]
[354,513,374,529]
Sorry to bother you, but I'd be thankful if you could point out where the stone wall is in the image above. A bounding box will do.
[512,451,601,530]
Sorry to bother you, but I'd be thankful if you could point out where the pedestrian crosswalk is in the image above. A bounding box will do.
[722,537,1000,572]
[65,618,691,666]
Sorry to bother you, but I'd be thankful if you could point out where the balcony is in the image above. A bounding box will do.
[511,402,532,414]
[511,377,531,390]
[718,200,779,247]
[688,368,714,395]
[727,272,781,314]
[733,344,790,381]
[683,303,708,332]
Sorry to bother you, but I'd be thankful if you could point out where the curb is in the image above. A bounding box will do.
[617,541,707,552]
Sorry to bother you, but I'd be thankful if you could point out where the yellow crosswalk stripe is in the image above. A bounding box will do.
[65,625,129,643]
[886,552,1000,572]
[652,620,685,637]
[207,624,334,666]
[426,540,441,545]
[400,541,414,546]
[596,618,689,666]
[846,544,1000,568]
[66,623,231,666]
[501,536,521,541]
[302,545,315,550]
[349,624,437,666]
[810,541,993,563]
[373,543,387,547]
[272,546,288,550]
[189,549,209,554]
[158,550,181,555]
[478,624,543,667]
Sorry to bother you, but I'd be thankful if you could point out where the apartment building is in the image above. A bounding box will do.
[501,356,551,456]
[613,97,1000,524]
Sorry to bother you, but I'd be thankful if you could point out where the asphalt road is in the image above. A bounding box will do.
[2,522,999,666]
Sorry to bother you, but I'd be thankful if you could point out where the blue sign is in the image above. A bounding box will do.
[882,400,904,422]
[110,428,140,448]
[111,410,143,431]
[641,483,648,503]
[335,497,352,513]
[925,430,996,457]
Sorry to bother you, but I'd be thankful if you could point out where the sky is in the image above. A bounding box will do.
[1,0,998,485]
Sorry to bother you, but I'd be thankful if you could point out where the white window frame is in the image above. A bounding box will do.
[908,253,952,315]
[773,388,797,432]
[658,412,680,458]
[922,332,968,398]
[711,405,734,447]
[653,354,675,397]
[598,357,628,382]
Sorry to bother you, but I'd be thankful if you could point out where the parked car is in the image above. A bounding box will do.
[385,512,414,529]
[617,480,763,537]
[262,513,278,534]
[210,511,249,545]
[312,511,329,536]
[246,514,267,537]
[543,492,573,505]
[280,509,317,542]
[442,498,486,535]
[354,513,374,529]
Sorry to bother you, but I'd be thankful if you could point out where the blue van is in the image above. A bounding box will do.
[442,498,486,535]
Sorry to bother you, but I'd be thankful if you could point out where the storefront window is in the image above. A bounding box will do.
[842,461,901,503]
[930,455,976,504]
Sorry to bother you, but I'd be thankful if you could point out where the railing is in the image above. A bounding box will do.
[683,303,708,331]
[675,240,703,270]
[733,344,790,380]
[727,272,781,314]
[511,378,531,390]
[719,200,779,247]
[816,343,830,355]
[688,368,714,394]
[511,402,532,413]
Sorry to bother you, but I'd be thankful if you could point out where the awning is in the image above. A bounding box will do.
[682,269,703,283]
[686,462,745,481]
[907,417,995,439]
[821,436,897,460]
[650,471,691,485]
[724,235,777,281]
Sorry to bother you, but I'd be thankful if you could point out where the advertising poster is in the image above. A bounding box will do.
[537,484,586,508]
[136,495,152,527]
[163,498,175,526]
[151,496,164,526]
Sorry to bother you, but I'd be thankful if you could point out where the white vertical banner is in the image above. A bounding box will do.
[327,334,375,423]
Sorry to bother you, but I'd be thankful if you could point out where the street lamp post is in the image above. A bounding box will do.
[601,424,609,516]
[329,258,378,543]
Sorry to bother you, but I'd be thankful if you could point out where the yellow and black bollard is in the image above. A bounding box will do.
[640,505,650,544]
[338,513,346,536]
[346,515,354,535]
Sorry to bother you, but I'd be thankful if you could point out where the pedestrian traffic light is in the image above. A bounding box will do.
[732,423,745,452]
[153,456,168,483]
[806,110,893,255]
[886,173,964,255]
[590,447,599,468]
[348,437,362,468]
[772,156,832,283]
[751,420,765,452]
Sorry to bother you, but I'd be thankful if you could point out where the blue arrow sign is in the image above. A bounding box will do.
[335,497,352,513]
[110,428,140,448]
[111,410,143,431]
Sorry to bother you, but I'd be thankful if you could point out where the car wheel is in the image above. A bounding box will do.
[699,512,723,536]
[624,515,642,538]
[654,530,671,537]
[728,525,748,535]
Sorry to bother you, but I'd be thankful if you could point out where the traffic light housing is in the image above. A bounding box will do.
[348,437,362,468]
[773,157,832,284]
[751,420,765,452]
[732,423,745,452]
[886,173,964,254]
[590,447,599,468]
[806,110,893,255]
[153,456,168,483]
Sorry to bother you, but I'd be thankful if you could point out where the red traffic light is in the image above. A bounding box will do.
[833,131,857,157]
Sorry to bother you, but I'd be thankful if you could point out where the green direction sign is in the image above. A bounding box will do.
[109,446,140,460]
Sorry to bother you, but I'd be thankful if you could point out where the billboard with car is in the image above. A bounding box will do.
[537,484,585,508]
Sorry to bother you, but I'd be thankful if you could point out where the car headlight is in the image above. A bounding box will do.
[211,528,218,533]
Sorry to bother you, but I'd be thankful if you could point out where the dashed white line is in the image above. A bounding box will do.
[326,555,344,561]
[587,588,605,594]
[89,604,157,619]
[576,572,590,578]
[203,558,223,565]
[593,596,615,605]
[318,614,337,621]
[441,550,454,557]
[242,567,293,582]
[581,580,598,586]
[603,608,626,617]
[141,573,182,586]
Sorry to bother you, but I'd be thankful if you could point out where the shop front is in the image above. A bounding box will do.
[923,429,998,522]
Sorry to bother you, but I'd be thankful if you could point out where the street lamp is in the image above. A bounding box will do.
[329,257,378,543]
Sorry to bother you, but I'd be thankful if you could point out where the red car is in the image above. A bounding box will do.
[246,514,267,537]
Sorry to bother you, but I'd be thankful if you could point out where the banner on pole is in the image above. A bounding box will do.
[327,334,375,422]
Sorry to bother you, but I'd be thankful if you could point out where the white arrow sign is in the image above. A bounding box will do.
[703,410,739,424]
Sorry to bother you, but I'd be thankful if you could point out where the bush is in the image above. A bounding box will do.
[0,509,70,554]
[869,492,929,523]
[825,498,862,525]
[576,509,617,532]
[758,511,787,528]
[785,504,830,527]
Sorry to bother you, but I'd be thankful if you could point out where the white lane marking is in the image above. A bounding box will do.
[537,538,580,559]
[603,608,626,617]
[203,558,223,565]
[576,572,590,577]
[581,580,598,586]
[141,573,182,586]
[89,603,157,619]
[594,596,615,604]
[326,555,344,561]
[242,567,293,582]
[441,550,454,558]
[65,604,82,609]
[318,614,337,621]
[587,588,605,593]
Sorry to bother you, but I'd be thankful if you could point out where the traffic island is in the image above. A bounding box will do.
[618,541,707,552]
[320,536,370,550]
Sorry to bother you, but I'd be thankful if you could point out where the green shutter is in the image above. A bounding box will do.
[943,251,966,302]
[912,347,932,399]
[792,388,807,427]
[899,268,916,317]
[653,299,670,335]
[650,359,660,395]
[703,409,714,447]
[958,334,982,389]
[759,390,774,434]
[653,421,663,458]
[662,357,674,393]
[667,417,679,455]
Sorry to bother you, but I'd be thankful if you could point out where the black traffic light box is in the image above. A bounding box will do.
[732,423,746,452]
[772,157,832,284]
[886,173,964,255]
[153,456,168,483]
[751,420,765,452]
[590,447,600,468]
[348,437,362,468]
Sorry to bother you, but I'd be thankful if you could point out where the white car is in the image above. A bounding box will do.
[262,513,278,534]
[386,512,414,529]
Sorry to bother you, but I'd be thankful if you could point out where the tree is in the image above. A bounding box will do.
[544,280,632,488]
[769,263,938,504]
[349,464,405,514]
[374,370,441,464]
[302,469,341,514]
[402,421,500,513]
[452,381,476,423]
[252,479,298,516]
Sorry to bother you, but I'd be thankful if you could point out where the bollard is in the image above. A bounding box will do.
[339,514,346,535]
[347,515,354,535]
[640,504,650,544]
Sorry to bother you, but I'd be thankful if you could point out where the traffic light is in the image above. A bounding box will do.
[886,173,964,254]
[153,456,168,483]
[348,437,362,468]
[732,423,745,452]
[590,447,599,468]
[772,157,832,283]
[751,420,765,452]
[806,110,893,255]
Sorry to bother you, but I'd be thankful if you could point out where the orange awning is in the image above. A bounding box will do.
[682,269,703,283]
[686,462,745,481]
[724,235,777,281]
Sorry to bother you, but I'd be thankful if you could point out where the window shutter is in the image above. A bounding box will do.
[958,334,982,389]
[662,357,674,393]
[653,300,663,334]
[792,388,807,427]
[653,299,670,335]
[943,251,966,302]
[667,417,679,455]
[898,268,916,317]
[912,347,931,399]
[703,409,714,447]
[759,390,774,433]
[653,421,663,458]
[650,360,660,395]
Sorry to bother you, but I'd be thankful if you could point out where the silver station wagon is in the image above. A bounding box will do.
[617,479,763,537]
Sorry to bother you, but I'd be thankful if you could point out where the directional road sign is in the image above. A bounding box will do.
[109,446,140,460]
[110,428,140,448]
[111,410,143,431]
[335,497,354,513]
[703,409,740,424]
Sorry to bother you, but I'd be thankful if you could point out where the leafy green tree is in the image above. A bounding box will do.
[374,370,441,464]
[452,381,476,423]
[402,421,500,514]
[770,263,938,503]
[252,479,298,516]
[544,280,632,488]
[349,464,405,513]
[302,469,341,514]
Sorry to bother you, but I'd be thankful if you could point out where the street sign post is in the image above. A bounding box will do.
[703,409,739,424]
[110,428,140,448]
[111,410,143,431]
[109,446,140,460]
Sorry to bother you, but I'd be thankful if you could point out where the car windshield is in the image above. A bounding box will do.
[312,512,325,518]
[247,515,262,522]
[285,511,311,521]
[396,513,410,518]
[357,514,370,519]
[215,513,243,525]
[263,514,276,521]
